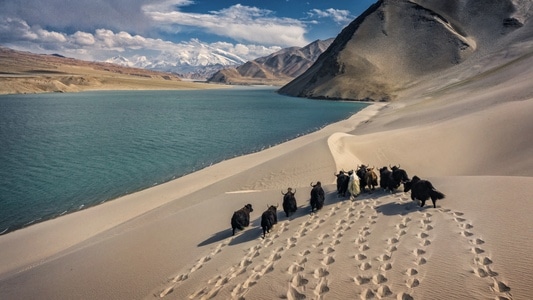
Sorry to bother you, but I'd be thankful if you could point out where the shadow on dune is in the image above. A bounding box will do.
[228,218,263,245]
[197,218,264,247]
[376,200,427,216]
[197,228,233,247]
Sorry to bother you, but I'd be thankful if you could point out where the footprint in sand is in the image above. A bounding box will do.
[360,262,372,271]
[376,285,393,298]
[354,275,371,285]
[360,288,375,300]
[314,278,330,297]
[406,268,418,276]
[286,283,306,300]
[314,267,330,278]
[380,262,393,272]
[291,273,309,287]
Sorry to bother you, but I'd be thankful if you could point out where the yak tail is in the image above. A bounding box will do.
[430,189,445,200]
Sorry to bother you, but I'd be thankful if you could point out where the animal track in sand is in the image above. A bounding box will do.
[285,204,350,300]
[314,278,330,297]
[190,219,294,299]
[286,284,306,300]
[314,267,330,278]
[443,209,512,299]
[159,240,231,297]
[354,275,371,285]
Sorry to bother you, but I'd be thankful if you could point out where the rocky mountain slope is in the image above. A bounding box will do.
[279,0,532,101]
[208,39,333,86]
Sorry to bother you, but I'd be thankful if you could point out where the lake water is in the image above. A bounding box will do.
[0,87,367,234]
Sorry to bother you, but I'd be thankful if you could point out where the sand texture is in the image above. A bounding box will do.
[0,1,532,299]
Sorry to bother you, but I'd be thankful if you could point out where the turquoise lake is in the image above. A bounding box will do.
[0,87,367,234]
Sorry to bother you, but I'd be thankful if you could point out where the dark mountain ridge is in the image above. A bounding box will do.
[279,0,531,101]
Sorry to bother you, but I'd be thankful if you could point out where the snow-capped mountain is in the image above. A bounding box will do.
[105,40,249,80]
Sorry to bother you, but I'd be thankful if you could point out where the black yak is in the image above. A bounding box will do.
[310,181,325,212]
[261,205,278,238]
[391,165,410,189]
[282,188,297,217]
[335,170,350,197]
[231,204,253,236]
[379,166,396,192]
[404,176,445,208]
[356,165,368,192]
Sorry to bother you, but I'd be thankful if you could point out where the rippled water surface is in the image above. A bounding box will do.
[0,88,367,234]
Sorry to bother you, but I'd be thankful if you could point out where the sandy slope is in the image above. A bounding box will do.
[0,71,532,299]
[0,3,532,299]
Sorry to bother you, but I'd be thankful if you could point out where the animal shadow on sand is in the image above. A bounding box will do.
[198,228,231,247]
[229,217,264,245]
[376,201,429,216]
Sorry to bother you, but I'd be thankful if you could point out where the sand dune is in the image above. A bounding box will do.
[0,1,532,299]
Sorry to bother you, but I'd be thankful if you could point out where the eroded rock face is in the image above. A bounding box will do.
[279,0,530,101]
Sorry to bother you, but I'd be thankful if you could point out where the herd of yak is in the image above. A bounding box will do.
[231,165,445,238]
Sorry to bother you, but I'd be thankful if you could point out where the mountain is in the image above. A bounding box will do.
[0,47,219,95]
[105,40,248,80]
[207,39,334,86]
[279,0,531,101]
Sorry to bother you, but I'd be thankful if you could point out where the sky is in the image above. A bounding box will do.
[0,0,376,63]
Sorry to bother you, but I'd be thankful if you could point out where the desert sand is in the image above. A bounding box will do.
[0,43,532,300]
[1,5,533,298]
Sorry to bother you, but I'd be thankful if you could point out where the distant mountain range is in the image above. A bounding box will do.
[105,39,334,83]
[105,40,248,80]
[207,39,334,86]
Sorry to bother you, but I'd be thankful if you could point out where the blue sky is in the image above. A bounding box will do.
[0,0,376,62]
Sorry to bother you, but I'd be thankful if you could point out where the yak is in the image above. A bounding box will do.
[348,170,360,200]
[282,188,297,217]
[365,167,378,192]
[391,165,410,189]
[231,204,253,236]
[310,181,325,212]
[379,166,396,193]
[404,176,445,208]
[335,170,350,197]
[356,165,368,192]
[261,205,278,238]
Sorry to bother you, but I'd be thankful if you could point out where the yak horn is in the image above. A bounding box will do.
[310,182,314,187]
[281,190,286,195]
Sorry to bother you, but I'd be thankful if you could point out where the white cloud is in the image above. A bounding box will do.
[0,1,314,69]
[144,4,309,47]
[0,18,38,41]
[1,17,281,64]
[308,8,352,24]
[72,31,95,46]
[36,28,67,43]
